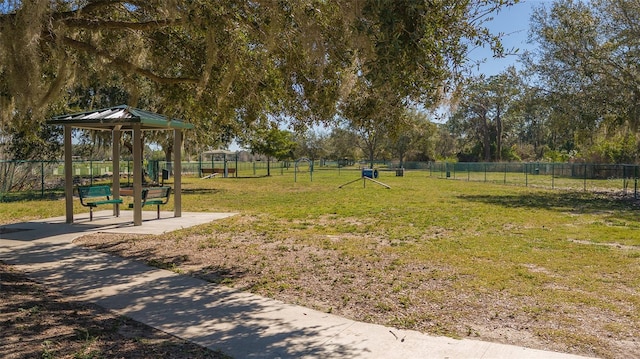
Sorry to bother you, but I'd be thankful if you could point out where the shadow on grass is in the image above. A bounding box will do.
[459,191,639,221]
[181,188,226,195]
[0,190,65,203]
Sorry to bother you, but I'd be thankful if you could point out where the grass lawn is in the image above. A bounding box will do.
[3,169,639,358]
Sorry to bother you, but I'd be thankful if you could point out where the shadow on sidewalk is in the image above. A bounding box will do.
[0,240,367,358]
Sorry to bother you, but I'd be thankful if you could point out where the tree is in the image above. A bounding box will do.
[326,127,360,164]
[448,67,521,161]
[386,108,437,166]
[244,126,296,176]
[340,80,401,168]
[526,0,640,161]
[294,130,328,162]
[434,124,458,161]
[1,0,519,154]
[509,85,553,161]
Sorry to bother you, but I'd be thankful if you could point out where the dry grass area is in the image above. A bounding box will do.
[75,212,639,359]
[3,173,639,359]
[0,262,228,359]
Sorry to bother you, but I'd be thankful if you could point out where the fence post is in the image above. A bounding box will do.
[41,161,45,198]
[552,163,555,189]
[525,163,528,187]
[504,163,507,184]
[633,165,640,199]
[584,163,587,192]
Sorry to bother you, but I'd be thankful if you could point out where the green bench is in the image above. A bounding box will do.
[128,186,171,219]
[77,185,123,221]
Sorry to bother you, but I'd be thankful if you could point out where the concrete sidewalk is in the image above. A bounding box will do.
[0,211,594,359]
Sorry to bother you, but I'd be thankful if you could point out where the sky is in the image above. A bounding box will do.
[471,0,546,76]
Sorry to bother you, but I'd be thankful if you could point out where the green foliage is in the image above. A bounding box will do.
[580,134,639,164]
[386,107,438,164]
[526,0,640,161]
[0,1,517,153]
[448,67,522,162]
[243,126,296,175]
[3,114,62,161]
[542,149,574,163]
[293,130,328,161]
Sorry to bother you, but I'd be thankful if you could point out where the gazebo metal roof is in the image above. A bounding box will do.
[47,104,194,130]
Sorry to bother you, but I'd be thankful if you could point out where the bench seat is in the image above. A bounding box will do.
[77,185,123,221]
[127,186,171,218]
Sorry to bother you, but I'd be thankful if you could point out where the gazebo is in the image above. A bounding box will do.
[201,149,238,178]
[47,105,194,226]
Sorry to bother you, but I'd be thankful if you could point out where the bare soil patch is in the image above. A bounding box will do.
[73,218,640,359]
[0,261,228,359]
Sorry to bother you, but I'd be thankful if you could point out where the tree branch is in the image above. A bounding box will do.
[62,18,183,31]
[62,36,200,85]
[53,0,126,20]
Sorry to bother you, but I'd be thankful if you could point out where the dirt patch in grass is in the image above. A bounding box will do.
[0,261,228,359]
[72,214,640,359]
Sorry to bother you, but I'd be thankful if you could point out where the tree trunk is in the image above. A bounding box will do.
[496,103,503,161]
[164,143,173,163]
[482,114,491,162]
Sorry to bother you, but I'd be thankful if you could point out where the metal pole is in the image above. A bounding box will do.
[40,161,45,198]
[584,163,587,192]
[504,163,507,184]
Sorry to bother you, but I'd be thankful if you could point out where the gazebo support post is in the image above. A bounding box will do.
[112,128,121,217]
[173,129,182,217]
[64,125,74,224]
[132,124,143,226]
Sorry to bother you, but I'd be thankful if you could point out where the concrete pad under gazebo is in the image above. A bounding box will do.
[47,105,194,226]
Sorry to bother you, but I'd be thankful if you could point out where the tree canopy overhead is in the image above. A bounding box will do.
[1,0,517,149]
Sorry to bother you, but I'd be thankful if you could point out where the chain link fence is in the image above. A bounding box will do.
[0,159,293,201]
[1,160,638,201]
[427,162,639,199]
